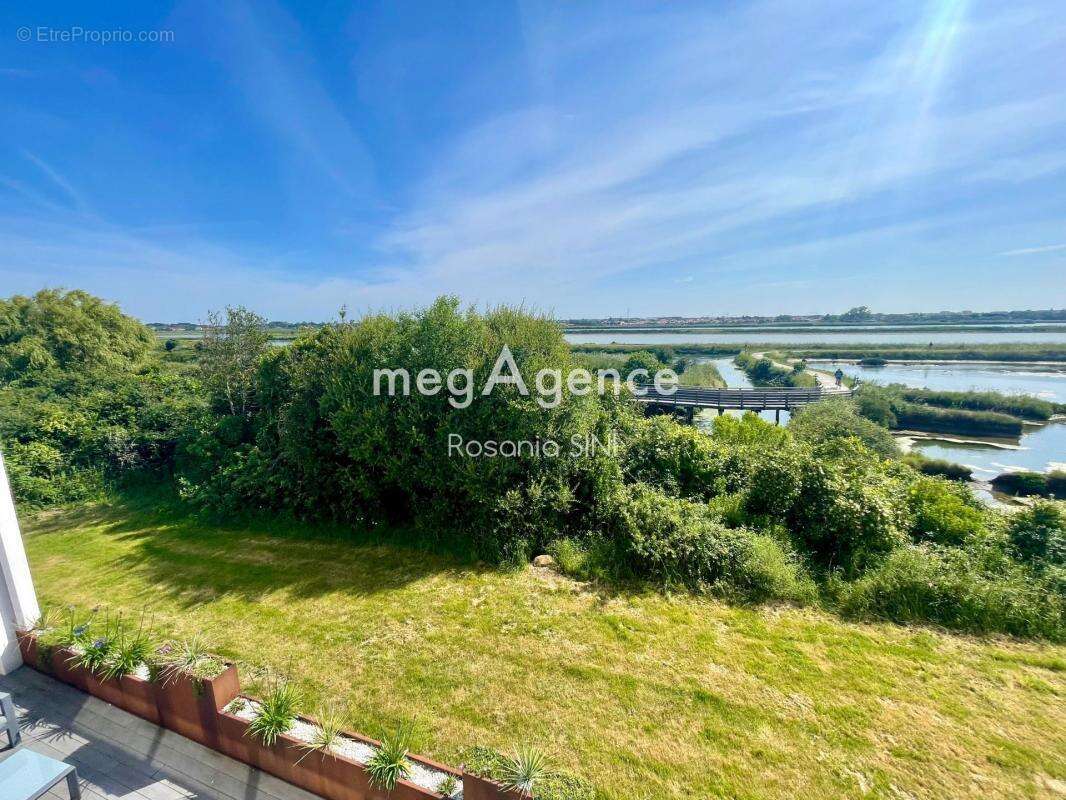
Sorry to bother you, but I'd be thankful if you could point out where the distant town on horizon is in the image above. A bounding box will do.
[145,306,1066,332]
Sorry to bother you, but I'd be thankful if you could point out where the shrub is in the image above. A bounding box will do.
[622,415,731,499]
[500,746,549,797]
[789,399,899,459]
[606,483,815,602]
[838,545,1065,640]
[902,452,972,481]
[247,682,300,746]
[787,438,911,575]
[906,476,988,546]
[893,402,1022,438]
[102,618,156,680]
[899,387,1055,421]
[742,446,807,518]
[366,724,413,793]
[991,471,1053,498]
[459,746,598,800]
[854,385,896,427]
[1006,501,1065,567]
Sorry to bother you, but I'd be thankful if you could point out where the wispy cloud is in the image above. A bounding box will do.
[2,0,1064,318]
[998,243,1066,256]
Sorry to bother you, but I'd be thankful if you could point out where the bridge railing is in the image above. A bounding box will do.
[634,385,828,410]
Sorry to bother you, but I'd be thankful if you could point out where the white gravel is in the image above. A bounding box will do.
[133,663,151,681]
[222,697,461,796]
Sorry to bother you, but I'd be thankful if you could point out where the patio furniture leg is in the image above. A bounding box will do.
[66,769,82,799]
[0,691,18,746]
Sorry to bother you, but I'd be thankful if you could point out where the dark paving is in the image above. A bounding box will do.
[0,666,320,800]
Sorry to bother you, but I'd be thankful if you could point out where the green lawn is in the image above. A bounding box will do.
[22,498,1066,799]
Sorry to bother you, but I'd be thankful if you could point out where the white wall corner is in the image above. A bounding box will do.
[0,448,40,673]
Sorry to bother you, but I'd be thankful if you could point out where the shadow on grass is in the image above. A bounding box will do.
[26,490,502,607]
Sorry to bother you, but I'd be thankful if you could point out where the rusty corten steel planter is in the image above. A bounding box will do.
[217,708,254,764]
[216,709,326,797]
[461,771,530,800]
[219,701,454,800]
[154,663,239,748]
[83,671,161,724]
[14,630,39,671]
[50,647,90,692]
[84,670,125,708]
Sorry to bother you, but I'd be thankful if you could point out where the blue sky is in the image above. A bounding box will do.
[2,0,1064,321]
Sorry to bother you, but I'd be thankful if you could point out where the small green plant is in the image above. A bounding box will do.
[225,697,247,714]
[247,681,300,746]
[499,745,548,798]
[157,637,224,685]
[72,612,118,674]
[436,774,460,797]
[29,606,62,633]
[102,615,156,680]
[54,607,95,650]
[296,706,344,763]
[366,724,413,795]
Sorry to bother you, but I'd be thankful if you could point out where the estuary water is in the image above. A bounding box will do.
[819,361,1066,477]
[565,330,1066,345]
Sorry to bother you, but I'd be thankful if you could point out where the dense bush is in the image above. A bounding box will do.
[179,298,629,564]
[992,471,1066,499]
[854,384,1026,437]
[788,398,899,459]
[899,386,1055,421]
[893,401,1022,437]
[0,291,203,507]
[1006,502,1065,567]
[905,476,988,546]
[838,545,1064,640]
[5,288,1064,640]
[786,438,911,575]
[622,416,734,499]
[734,351,813,387]
[902,452,972,481]
[600,483,815,602]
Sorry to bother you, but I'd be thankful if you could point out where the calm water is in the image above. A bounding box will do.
[694,357,791,428]
[701,358,1064,476]
[819,361,1066,401]
[566,330,1066,345]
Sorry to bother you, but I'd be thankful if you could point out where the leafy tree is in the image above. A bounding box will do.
[164,338,178,351]
[198,306,270,418]
[0,289,153,383]
[621,351,664,384]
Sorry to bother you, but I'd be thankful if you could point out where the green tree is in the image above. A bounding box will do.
[621,351,664,385]
[198,306,269,418]
[0,289,153,382]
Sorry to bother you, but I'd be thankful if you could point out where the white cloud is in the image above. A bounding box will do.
[998,244,1066,256]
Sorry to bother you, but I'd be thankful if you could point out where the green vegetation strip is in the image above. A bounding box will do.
[570,343,1066,362]
[23,499,1066,800]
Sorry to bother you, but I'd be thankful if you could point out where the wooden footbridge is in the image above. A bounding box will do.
[634,384,851,422]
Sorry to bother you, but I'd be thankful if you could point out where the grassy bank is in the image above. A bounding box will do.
[898,388,1057,421]
[734,351,817,388]
[22,498,1066,800]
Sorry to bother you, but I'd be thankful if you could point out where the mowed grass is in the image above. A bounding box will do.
[22,498,1066,800]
